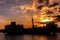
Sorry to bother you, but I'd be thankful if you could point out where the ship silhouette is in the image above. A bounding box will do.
[4,21,57,35]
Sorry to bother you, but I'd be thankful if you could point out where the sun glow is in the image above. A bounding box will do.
[38,15,55,22]
[36,14,56,27]
[42,19,52,22]
[41,17,55,23]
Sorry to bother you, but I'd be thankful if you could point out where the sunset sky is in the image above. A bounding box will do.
[0,0,60,29]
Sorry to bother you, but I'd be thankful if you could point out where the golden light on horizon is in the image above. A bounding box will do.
[42,19,52,22]
[34,14,57,27]
[39,16,55,22]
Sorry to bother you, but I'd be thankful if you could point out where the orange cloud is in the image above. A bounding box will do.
[56,22,60,28]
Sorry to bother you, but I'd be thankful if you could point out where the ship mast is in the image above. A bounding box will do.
[31,13,34,28]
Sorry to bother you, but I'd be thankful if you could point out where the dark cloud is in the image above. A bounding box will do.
[49,2,59,7]
[55,15,60,21]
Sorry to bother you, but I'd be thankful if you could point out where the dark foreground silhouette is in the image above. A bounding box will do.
[1,22,59,36]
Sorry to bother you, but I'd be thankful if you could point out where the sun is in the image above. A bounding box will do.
[42,19,52,22]
[36,17,55,27]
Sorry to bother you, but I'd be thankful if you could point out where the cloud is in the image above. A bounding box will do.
[0,0,6,4]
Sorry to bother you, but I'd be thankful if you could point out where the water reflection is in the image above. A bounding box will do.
[4,33,60,40]
[5,35,16,40]
[5,35,23,40]
[48,35,57,40]
[1,33,60,40]
[33,35,48,40]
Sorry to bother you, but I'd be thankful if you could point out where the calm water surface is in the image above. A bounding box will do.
[0,33,60,40]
